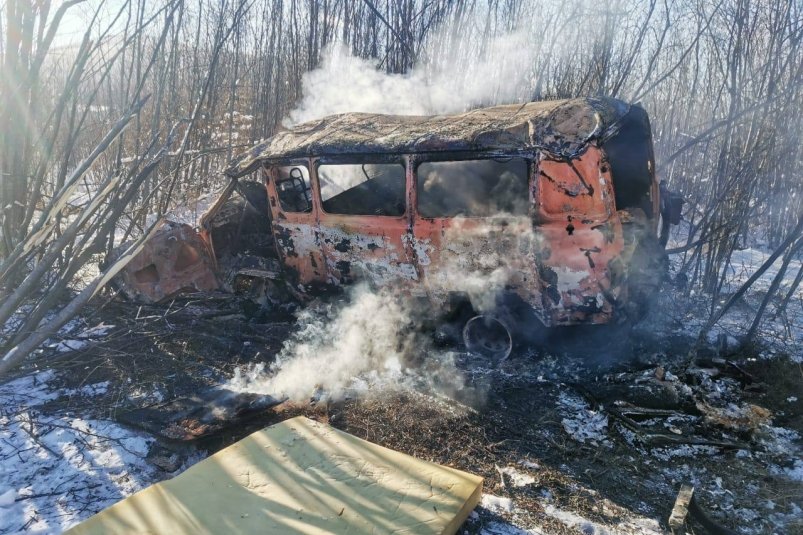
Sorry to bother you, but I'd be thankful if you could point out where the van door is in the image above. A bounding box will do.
[410,155,543,317]
[265,162,327,290]
[315,157,417,289]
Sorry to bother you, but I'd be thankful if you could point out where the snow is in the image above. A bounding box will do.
[473,480,665,535]
[0,489,15,508]
[665,223,803,356]
[49,322,115,353]
[151,189,223,228]
[481,494,514,514]
[499,466,536,488]
[479,521,542,535]
[771,459,803,482]
[53,338,90,352]
[0,370,61,407]
[557,390,609,445]
[0,370,157,534]
[64,381,110,398]
[541,504,606,534]
[540,500,663,535]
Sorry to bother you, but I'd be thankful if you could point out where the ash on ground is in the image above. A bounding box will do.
[0,274,801,534]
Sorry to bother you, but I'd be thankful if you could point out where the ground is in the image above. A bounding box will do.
[0,245,801,534]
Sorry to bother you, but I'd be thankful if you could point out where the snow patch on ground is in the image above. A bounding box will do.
[499,466,536,488]
[481,494,514,514]
[541,502,663,535]
[64,381,110,398]
[49,322,115,353]
[770,459,803,482]
[557,390,609,445]
[474,475,665,535]
[0,371,156,534]
[0,370,61,407]
[478,521,543,535]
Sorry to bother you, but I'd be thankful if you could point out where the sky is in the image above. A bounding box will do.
[53,0,136,47]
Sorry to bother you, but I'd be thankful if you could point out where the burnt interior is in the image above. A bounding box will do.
[275,166,312,213]
[601,104,655,215]
[417,158,529,218]
[208,180,274,261]
[320,163,406,216]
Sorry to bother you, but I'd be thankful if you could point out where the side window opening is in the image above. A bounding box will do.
[600,105,654,215]
[204,180,274,261]
[319,163,405,216]
[416,158,529,218]
[275,165,312,213]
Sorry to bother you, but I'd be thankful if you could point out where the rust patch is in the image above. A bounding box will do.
[114,222,219,303]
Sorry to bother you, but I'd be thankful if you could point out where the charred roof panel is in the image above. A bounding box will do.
[225,97,632,178]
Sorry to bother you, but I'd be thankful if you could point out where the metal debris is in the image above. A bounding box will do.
[112,222,219,303]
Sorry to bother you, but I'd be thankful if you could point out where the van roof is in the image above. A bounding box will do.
[224,97,633,178]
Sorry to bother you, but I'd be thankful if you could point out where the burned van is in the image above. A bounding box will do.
[215,97,665,349]
[113,97,667,358]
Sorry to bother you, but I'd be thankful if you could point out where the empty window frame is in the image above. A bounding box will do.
[275,165,312,213]
[318,162,406,216]
[416,158,529,218]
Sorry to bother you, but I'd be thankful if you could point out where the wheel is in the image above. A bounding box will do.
[462,315,513,366]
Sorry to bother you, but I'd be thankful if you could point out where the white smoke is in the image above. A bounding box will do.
[229,284,471,402]
[424,215,539,314]
[286,28,538,125]
[229,218,536,403]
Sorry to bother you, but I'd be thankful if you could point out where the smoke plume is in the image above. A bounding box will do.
[286,28,538,125]
[229,217,536,403]
[229,284,472,403]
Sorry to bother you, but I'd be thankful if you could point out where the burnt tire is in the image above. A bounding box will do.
[463,315,513,366]
[487,293,549,356]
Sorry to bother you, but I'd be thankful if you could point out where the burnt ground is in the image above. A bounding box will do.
[9,289,803,535]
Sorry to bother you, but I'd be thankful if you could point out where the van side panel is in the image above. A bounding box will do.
[265,147,630,326]
[317,216,417,287]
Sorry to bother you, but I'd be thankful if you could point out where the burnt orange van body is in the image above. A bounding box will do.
[217,97,660,329]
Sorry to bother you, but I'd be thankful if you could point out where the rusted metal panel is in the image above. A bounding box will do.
[403,147,627,326]
[535,147,626,325]
[318,219,418,286]
[114,222,219,303]
[317,156,418,288]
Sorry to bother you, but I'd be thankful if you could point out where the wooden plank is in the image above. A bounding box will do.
[668,484,695,533]
[66,416,483,535]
